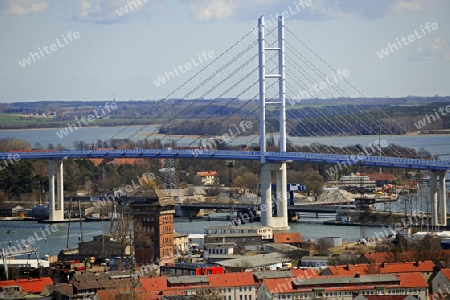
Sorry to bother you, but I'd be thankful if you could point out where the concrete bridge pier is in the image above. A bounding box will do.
[261,163,289,231]
[430,171,447,227]
[48,160,64,221]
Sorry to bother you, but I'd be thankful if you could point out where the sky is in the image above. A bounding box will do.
[0,0,449,102]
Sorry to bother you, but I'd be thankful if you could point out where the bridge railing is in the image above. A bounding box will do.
[3,149,450,170]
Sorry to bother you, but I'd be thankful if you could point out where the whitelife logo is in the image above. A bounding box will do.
[153,50,215,87]
[18,31,81,68]
[55,102,118,139]
[413,104,450,130]
[116,0,148,16]
[376,22,438,58]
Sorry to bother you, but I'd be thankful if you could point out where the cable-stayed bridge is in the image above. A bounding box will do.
[2,16,449,229]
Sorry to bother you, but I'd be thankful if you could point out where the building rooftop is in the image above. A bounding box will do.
[206,272,257,287]
[262,272,427,295]
[0,277,53,294]
[216,253,289,268]
[324,261,434,276]
[196,171,218,177]
[167,275,209,285]
[140,277,168,292]
[253,270,294,280]
[204,242,237,248]
[205,225,263,230]
[163,262,218,269]
[292,274,399,286]
[126,188,176,206]
[205,233,263,238]
[273,232,302,243]
[440,268,450,280]
[174,232,189,238]
[359,250,450,263]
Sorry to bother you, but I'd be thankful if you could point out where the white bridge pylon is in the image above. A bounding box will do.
[259,15,289,231]
[48,160,64,221]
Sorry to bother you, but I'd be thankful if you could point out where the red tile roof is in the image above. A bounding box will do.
[360,296,416,300]
[290,268,319,279]
[440,268,450,280]
[206,272,257,287]
[140,277,168,292]
[397,272,428,288]
[262,272,427,295]
[360,250,450,263]
[197,171,218,177]
[273,232,302,243]
[0,277,53,293]
[263,278,296,293]
[96,289,148,300]
[325,261,434,276]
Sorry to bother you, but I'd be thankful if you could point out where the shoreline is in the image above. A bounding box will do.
[1,125,450,138]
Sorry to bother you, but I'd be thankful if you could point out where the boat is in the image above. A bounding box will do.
[84,212,120,222]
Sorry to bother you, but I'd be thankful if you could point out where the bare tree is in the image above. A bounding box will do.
[316,238,331,255]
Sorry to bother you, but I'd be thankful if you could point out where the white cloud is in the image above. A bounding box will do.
[76,0,151,24]
[2,0,49,16]
[184,0,440,22]
[431,37,450,60]
[409,37,450,62]
[188,0,238,21]
[389,0,438,13]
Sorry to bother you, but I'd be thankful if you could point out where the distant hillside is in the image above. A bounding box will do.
[0,96,449,135]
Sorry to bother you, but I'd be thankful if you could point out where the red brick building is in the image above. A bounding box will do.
[128,189,176,266]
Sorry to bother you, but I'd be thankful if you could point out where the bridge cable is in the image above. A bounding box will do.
[106,29,257,143]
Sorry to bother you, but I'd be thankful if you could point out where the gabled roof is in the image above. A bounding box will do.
[0,277,53,293]
[261,272,427,295]
[72,280,117,290]
[206,272,257,287]
[140,277,168,292]
[396,272,428,288]
[253,270,294,280]
[167,276,208,285]
[360,250,450,263]
[41,283,73,297]
[325,261,434,276]
[216,253,289,268]
[354,296,417,300]
[256,269,319,284]
[196,171,218,177]
[440,268,450,280]
[290,268,319,279]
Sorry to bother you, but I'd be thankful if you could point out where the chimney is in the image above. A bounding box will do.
[345,264,350,271]
[380,262,385,268]
[354,272,360,278]
[414,261,419,267]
